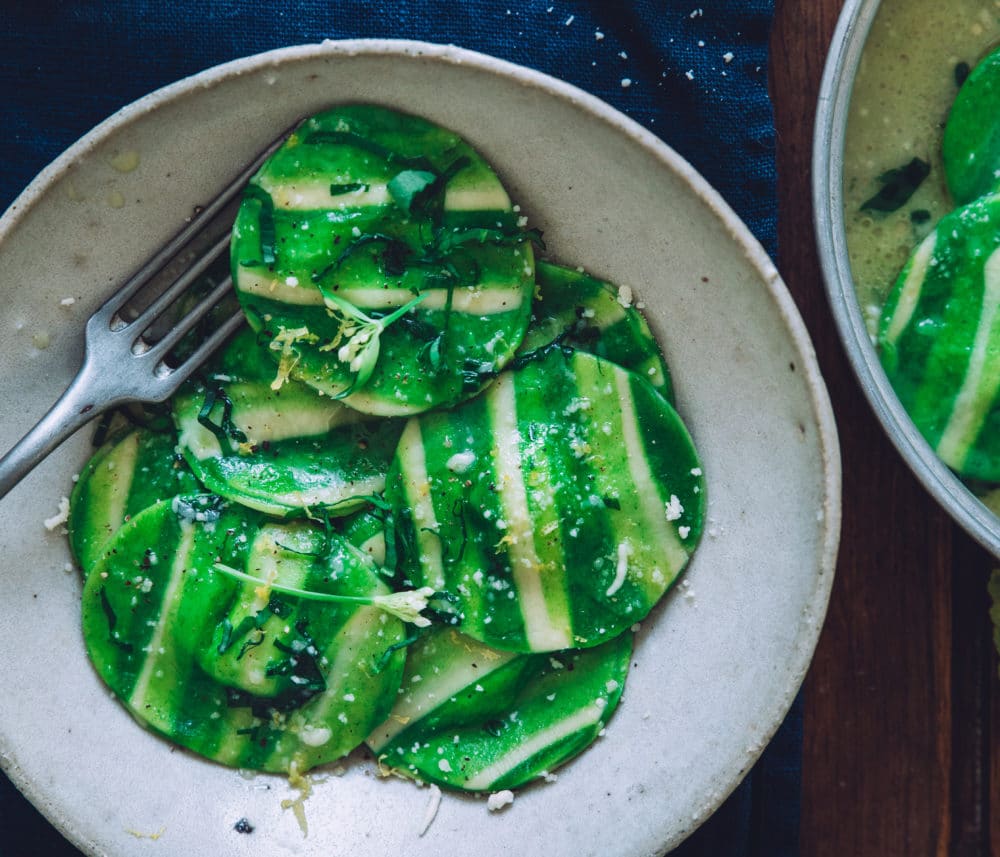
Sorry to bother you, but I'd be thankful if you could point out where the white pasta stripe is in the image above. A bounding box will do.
[100,432,141,530]
[443,184,511,211]
[178,390,363,460]
[937,245,1000,466]
[237,271,525,316]
[884,232,935,346]
[127,522,197,713]
[614,372,690,573]
[342,285,525,315]
[258,179,392,210]
[367,648,519,750]
[398,420,446,589]
[297,608,380,725]
[259,474,386,512]
[461,704,603,790]
[235,272,327,306]
[254,179,509,213]
[488,375,573,651]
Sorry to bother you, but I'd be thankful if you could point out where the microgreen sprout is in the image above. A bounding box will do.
[320,292,427,396]
[212,563,436,627]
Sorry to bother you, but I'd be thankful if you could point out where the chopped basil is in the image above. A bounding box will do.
[197,386,248,450]
[242,186,276,266]
[373,628,423,673]
[387,169,438,213]
[329,182,369,195]
[861,157,931,213]
[955,61,971,88]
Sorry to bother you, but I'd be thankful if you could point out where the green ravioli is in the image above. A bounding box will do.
[878,194,1000,480]
[385,347,705,653]
[173,326,402,517]
[367,627,631,791]
[68,427,199,576]
[231,104,536,416]
[520,260,674,403]
[943,45,1000,205]
[82,496,407,774]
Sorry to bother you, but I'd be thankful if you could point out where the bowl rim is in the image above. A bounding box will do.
[1,37,841,854]
[812,0,1000,557]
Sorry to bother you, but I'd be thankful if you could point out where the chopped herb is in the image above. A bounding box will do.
[387,169,438,213]
[99,588,133,653]
[217,619,234,655]
[198,386,248,450]
[955,61,971,88]
[243,186,276,266]
[100,588,118,633]
[484,719,505,737]
[311,232,412,284]
[212,562,436,626]
[910,209,931,225]
[236,630,265,661]
[267,621,326,694]
[373,628,423,673]
[603,496,622,510]
[861,157,931,213]
[432,225,542,255]
[329,182,369,195]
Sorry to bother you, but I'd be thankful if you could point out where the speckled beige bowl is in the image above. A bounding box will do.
[0,40,839,857]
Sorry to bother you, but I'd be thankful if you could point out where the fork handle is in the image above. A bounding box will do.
[0,370,109,501]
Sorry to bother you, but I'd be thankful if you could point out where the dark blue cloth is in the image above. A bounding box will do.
[0,3,793,856]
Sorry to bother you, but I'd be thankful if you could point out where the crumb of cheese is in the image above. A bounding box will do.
[487,790,515,812]
[44,496,70,531]
[419,784,442,836]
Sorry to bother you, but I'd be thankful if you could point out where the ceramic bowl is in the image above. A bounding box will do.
[0,40,839,856]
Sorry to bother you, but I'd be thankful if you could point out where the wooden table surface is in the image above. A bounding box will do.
[770,0,1000,854]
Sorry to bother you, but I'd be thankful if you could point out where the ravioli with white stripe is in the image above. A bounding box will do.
[385,347,705,652]
[519,260,674,402]
[231,104,536,415]
[172,326,403,517]
[68,427,199,576]
[81,496,407,774]
[878,193,1000,479]
[367,626,631,791]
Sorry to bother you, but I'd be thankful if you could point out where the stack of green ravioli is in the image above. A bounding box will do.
[70,105,705,790]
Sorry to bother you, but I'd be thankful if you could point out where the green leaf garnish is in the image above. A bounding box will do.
[243,186,276,266]
[387,169,438,213]
[861,158,931,213]
[197,386,248,451]
[212,563,437,626]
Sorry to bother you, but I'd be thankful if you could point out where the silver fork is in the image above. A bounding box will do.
[0,125,294,500]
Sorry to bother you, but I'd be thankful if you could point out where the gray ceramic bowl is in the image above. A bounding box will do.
[814,0,1000,557]
[0,40,838,856]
